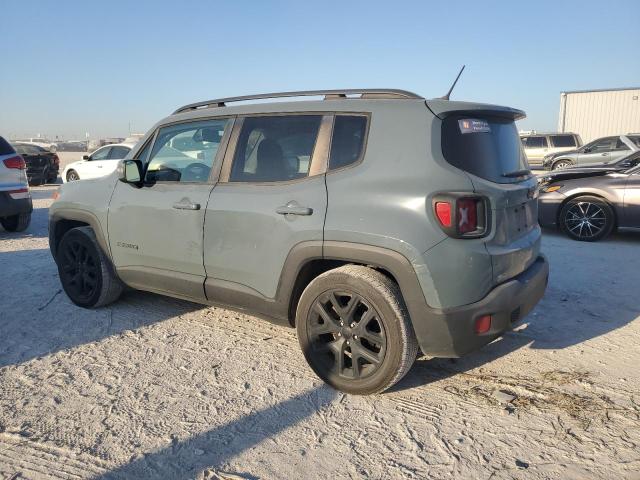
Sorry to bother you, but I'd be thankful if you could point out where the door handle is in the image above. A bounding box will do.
[173,201,201,210]
[601,153,609,156]
[276,201,313,216]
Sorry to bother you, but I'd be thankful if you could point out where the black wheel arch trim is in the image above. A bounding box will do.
[204,240,430,332]
[49,210,112,262]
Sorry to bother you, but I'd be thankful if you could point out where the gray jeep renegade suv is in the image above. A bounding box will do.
[49,89,548,394]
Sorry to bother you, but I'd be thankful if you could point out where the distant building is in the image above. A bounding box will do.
[558,87,640,143]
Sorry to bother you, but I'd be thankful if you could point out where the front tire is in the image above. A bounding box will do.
[552,159,573,170]
[296,265,418,395]
[66,170,79,182]
[56,227,123,308]
[560,195,614,242]
[0,213,31,232]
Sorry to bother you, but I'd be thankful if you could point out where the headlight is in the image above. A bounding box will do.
[541,184,563,193]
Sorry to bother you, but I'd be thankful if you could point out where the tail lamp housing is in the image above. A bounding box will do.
[3,155,26,170]
[433,193,489,238]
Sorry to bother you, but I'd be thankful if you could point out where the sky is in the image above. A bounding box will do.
[1,0,639,140]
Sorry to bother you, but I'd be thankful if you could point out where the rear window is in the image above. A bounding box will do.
[0,136,16,155]
[442,115,528,183]
[550,135,577,148]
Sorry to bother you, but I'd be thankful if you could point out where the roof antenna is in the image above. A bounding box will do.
[441,65,465,100]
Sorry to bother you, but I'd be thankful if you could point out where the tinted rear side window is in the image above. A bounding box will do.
[442,115,528,183]
[0,136,16,155]
[550,135,577,147]
[329,115,367,170]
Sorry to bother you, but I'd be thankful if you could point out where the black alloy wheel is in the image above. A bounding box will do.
[308,290,387,380]
[59,236,100,303]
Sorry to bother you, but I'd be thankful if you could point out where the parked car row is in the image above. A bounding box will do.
[520,131,640,170]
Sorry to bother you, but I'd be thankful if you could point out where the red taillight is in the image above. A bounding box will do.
[457,198,478,234]
[3,155,26,169]
[433,195,486,238]
[474,315,492,334]
[435,202,452,227]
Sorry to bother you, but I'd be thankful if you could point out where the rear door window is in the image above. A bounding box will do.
[614,138,631,151]
[442,115,529,183]
[550,135,577,148]
[329,115,368,170]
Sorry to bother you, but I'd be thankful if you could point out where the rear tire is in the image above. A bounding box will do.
[560,195,614,242]
[56,227,123,308]
[66,170,79,182]
[0,213,31,232]
[296,265,418,395]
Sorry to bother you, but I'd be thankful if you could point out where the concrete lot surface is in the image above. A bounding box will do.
[1,186,639,479]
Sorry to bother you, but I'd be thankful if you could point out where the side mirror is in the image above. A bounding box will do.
[583,147,591,153]
[119,159,143,186]
[82,154,90,160]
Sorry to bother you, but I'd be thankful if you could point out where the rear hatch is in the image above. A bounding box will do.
[430,100,541,285]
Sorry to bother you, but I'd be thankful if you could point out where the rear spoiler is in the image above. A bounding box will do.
[426,99,526,121]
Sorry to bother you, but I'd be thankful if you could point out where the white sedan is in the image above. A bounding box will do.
[62,143,135,182]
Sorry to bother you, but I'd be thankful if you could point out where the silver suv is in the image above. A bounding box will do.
[49,89,548,394]
[520,132,582,166]
[0,136,32,232]
[542,134,640,170]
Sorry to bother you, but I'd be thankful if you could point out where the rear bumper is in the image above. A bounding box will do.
[412,255,549,357]
[0,191,33,217]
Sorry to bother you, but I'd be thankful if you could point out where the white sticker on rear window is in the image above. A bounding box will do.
[458,119,491,134]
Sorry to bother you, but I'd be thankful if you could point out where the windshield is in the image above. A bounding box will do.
[441,115,529,183]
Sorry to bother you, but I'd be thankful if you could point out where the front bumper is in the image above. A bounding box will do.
[412,255,549,357]
[0,191,33,217]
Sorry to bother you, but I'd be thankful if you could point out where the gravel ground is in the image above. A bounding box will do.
[1,186,639,480]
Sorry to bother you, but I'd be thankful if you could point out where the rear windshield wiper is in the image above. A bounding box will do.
[502,169,532,178]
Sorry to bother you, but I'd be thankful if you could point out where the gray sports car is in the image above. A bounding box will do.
[538,154,640,241]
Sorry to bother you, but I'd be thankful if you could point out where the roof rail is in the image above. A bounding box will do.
[173,89,423,114]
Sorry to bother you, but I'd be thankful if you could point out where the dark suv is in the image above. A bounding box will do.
[50,89,549,394]
[12,142,60,185]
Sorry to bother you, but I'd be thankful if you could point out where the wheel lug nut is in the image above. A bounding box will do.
[337,332,341,337]
[340,321,344,326]
[346,341,350,345]
[350,323,355,328]
[353,335,358,340]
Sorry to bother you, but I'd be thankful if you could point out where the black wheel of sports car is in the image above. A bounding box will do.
[66,170,79,182]
[560,195,614,242]
[57,227,123,308]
